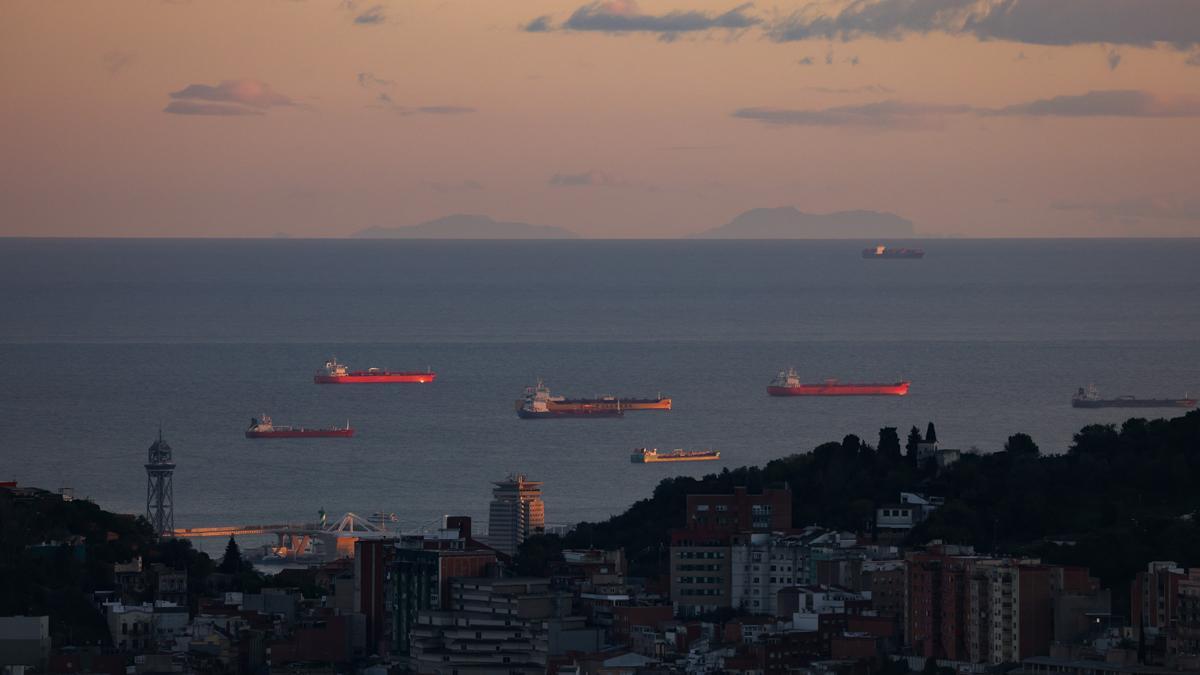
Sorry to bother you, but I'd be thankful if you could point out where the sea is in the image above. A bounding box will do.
[1,238,1198,550]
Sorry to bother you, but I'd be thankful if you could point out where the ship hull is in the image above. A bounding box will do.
[550,398,671,412]
[1072,399,1196,409]
[516,408,623,419]
[768,382,910,397]
[634,454,720,463]
[314,372,435,384]
[245,429,355,438]
[863,249,924,259]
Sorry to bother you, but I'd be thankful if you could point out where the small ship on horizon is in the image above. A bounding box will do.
[1071,385,1196,409]
[862,245,924,259]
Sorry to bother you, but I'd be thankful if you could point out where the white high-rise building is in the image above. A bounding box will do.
[487,474,545,557]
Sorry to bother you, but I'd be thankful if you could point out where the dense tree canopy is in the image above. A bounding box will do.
[878,427,902,463]
[0,488,271,646]
[1004,432,1039,456]
[552,411,1200,614]
[220,536,243,574]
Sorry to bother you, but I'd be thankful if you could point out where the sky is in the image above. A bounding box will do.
[2,0,1199,238]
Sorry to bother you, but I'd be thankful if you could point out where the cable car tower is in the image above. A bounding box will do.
[145,429,176,537]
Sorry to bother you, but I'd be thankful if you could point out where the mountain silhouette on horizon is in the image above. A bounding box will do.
[354,214,577,239]
[691,207,916,239]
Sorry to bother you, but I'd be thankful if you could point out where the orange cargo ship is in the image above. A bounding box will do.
[550,395,671,412]
[631,448,720,463]
[767,367,909,397]
[314,357,435,384]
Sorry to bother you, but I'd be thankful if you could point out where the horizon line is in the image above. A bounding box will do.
[2,235,1200,241]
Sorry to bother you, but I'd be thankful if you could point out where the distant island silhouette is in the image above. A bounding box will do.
[691,207,916,239]
[354,214,577,239]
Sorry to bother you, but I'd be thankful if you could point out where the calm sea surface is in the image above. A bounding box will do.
[1,238,1198,541]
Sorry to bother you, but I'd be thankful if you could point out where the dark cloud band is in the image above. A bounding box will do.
[766,0,1200,48]
[528,1,758,38]
[733,90,1200,129]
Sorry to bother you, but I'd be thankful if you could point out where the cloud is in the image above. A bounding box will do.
[163,101,263,116]
[733,101,970,129]
[353,4,386,25]
[553,0,759,40]
[986,90,1200,117]
[103,50,135,75]
[548,169,629,187]
[523,15,553,32]
[765,0,1200,48]
[357,72,393,88]
[1053,195,1200,223]
[169,79,297,109]
[733,90,1200,129]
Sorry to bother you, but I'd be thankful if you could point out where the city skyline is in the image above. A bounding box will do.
[2,0,1200,238]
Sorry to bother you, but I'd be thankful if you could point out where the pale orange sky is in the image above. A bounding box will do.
[2,0,1199,237]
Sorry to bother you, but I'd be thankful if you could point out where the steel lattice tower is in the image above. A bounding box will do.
[145,429,176,537]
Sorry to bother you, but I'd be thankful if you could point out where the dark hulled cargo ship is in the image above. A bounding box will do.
[863,245,924,259]
[245,415,355,438]
[514,380,668,418]
[1071,385,1196,409]
[516,381,623,419]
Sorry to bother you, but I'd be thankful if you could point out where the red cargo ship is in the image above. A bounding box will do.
[767,368,910,397]
[245,415,354,439]
[313,357,435,384]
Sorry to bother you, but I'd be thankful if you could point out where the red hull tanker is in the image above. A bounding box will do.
[313,357,435,384]
[767,368,910,397]
[245,415,354,439]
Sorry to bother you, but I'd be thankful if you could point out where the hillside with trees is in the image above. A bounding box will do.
[543,411,1200,614]
[0,488,266,646]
